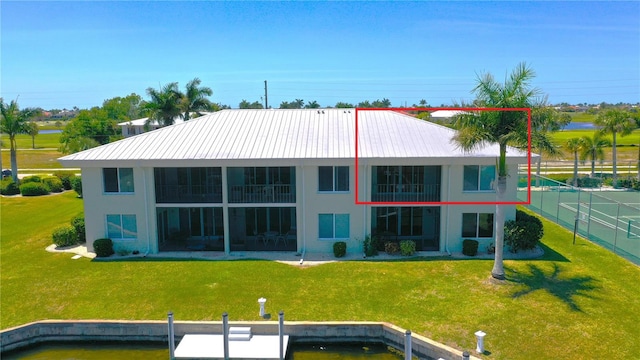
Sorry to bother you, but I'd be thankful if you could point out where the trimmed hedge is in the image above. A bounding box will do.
[333,241,347,258]
[53,171,76,190]
[21,175,42,184]
[504,210,544,253]
[462,239,479,256]
[71,214,86,243]
[71,176,83,197]
[384,241,400,255]
[52,225,79,247]
[1,178,20,195]
[400,240,416,256]
[19,182,49,196]
[363,235,378,257]
[42,176,64,193]
[93,238,114,257]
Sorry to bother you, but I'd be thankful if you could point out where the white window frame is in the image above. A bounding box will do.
[103,168,135,194]
[318,213,350,240]
[463,165,495,192]
[461,212,494,238]
[106,214,138,240]
[318,166,349,193]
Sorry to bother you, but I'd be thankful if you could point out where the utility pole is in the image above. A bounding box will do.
[264,80,268,109]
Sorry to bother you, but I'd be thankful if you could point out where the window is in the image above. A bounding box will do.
[462,213,494,238]
[106,214,137,239]
[319,166,349,192]
[463,165,495,191]
[319,214,350,239]
[103,168,134,193]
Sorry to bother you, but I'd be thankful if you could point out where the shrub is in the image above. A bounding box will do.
[53,171,76,190]
[0,178,20,195]
[384,241,400,255]
[71,176,83,197]
[462,239,479,256]
[505,210,544,253]
[21,175,42,184]
[52,225,79,247]
[363,235,378,257]
[19,182,49,196]
[333,241,347,258]
[71,214,86,243]
[399,240,416,256]
[42,176,64,193]
[93,238,114,257]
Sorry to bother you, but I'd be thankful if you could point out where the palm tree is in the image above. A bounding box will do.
[564,137,583,187]
[595,109,634,187]
[452,62,543,280]
[182,78,213,121]
[0,99,37,182]
[531,106,569,186]
[579,133,611,178]
[144,82,184,128]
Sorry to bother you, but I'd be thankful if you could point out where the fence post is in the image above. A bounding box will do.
[614,203,621,254]
[168,312,175,360]
[556,185,561,223]
[223,312,229,360]
[574,189,582,245]
[279,311,284,360]
[539,174,544,213]
[404,330,412,360]
[586,192,593,238]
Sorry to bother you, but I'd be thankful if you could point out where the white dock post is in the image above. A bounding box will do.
[404,330,412,360]
[475,330,486,354]
[258,297,267,318]
[222,312,229,360]
[167,312,175,360]
[278,311,284,360]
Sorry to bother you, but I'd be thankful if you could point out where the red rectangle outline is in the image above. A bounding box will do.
[354,107,531,206]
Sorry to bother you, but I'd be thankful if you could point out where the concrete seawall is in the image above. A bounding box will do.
[1,320,480,360]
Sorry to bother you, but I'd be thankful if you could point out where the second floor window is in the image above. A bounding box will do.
[463,165,495,191]
[103,168,134,193]
[319,166,349,192]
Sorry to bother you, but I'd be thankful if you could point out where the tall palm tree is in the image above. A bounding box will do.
[182,78,213,121]
[1,99,37,182]
[144,82,184,128]
[531,106,569,186]
[564,137,583,187]
[452,62,543,280]
[595,109,634,187]
[579,133,610,178]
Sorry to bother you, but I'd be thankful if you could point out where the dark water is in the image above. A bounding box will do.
[39,129,63,134]
[2,342,404,360]
[562,122,597,130]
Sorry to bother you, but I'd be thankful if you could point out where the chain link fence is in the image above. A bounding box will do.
[518,173,640,265]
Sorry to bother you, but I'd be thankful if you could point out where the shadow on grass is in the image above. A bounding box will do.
[505,263,599,312]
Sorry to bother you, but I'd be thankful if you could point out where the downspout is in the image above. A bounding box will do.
[444,165,451,255]
[300,163,306,262]
[142,165,151,257]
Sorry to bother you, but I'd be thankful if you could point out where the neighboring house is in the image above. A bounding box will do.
[117,115,186,138]
[59,109,528,256]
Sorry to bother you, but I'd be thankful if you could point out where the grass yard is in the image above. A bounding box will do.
[551,129,640,162]
[1,149,65,170]
[1,132,62,150]
[1,193,639,359]
[566,112,596,123]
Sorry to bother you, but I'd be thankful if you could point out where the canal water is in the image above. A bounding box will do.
[2,342,406,359]
[562,122,597,130]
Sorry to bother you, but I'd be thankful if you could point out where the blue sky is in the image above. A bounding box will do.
[2,1,639,110]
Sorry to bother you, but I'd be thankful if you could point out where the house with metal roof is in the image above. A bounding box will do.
[59,109,528,257]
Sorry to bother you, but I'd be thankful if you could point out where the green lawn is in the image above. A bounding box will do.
[1,193,639,359]
[1,149,65,169]
[1,132,62,150]
[566,112,596,123]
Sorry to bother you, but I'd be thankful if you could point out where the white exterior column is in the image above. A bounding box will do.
[221,166,230,254]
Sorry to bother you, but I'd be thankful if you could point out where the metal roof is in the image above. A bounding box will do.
[59,109,528,164]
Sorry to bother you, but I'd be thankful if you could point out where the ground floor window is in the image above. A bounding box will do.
[372,207,440,251]
[462,213,494,238]
[106,214,137,239]
[228,207,297,252]
[157,207,224,251]
[319,213,350,240]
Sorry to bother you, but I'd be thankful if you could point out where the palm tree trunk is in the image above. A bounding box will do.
[612,131,617,188]
[491,175,507,280]
[536,156,542,187]
[590,149,596,178]
[10,137,18,183]
[573,151,578,187]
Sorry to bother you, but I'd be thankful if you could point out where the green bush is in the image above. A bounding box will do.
[576,177,602,188]
[333,241,347,258]
[0,178,20,195]
[21,175,42,184]
[71,214,86,243]
[505,210,544,253]
[53,171,76,190]
[93,238,114,258]
[384,241,400,255]
[544,173,571,184]
[71,176,83,197]
[363,235,378,257]
[42,176,63,193]
[462,239,479,256]
[617,177,640,190]
[52,225,79,247]
[399,240,416,256]
[19,182,49,196]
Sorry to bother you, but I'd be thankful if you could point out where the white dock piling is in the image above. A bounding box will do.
[278,311,284,360]
[259,297,267,318]
[168,312,175,359]
[222,312,229,360]
[475,330,486,354]
[404,330,412,360]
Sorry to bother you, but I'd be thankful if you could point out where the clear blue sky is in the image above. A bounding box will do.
[2,1,639,110]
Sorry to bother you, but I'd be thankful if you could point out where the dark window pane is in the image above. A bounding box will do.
[319,214,333,238]
[119,168,134,192]
[103,168,119,192]
[318,166,333,191]
[335,166,349,191]
[478,213,494,237]
[479,166,495,191]
[463,166,479,191]
[462,213,478,237]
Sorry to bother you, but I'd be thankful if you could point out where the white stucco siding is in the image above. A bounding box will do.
[81,167,156,254]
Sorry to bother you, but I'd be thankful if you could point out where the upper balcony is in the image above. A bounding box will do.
[155,167,222,204]
[371,165,441,202]
[228,166,296,204]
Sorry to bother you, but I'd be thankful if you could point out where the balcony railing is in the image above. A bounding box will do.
[229,184,295,203]
[156,185,223,203]
[372,184,440,202]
